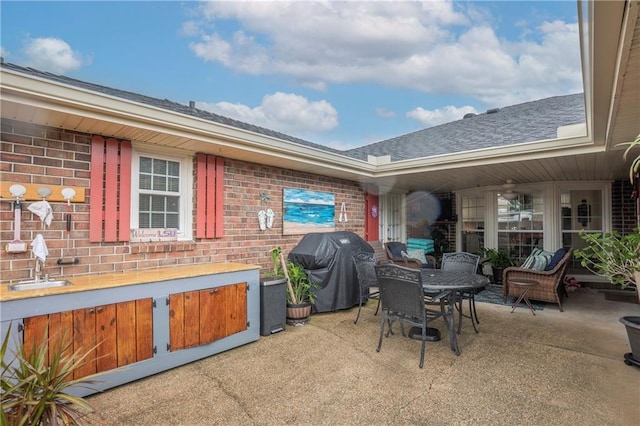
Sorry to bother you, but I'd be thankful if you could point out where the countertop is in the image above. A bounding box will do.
[0,263,259,302]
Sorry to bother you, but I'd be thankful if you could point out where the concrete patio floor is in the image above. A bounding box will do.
[86,289,640,425]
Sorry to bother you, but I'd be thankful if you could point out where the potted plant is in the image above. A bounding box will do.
[284,261,318,325]
[574,229,639,296]
[1,325,99,424]
[275,249,317,326]
[481,248,514,284]
[575,229,640,366]
[578,132,640,367]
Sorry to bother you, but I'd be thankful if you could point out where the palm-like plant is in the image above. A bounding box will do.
[1,325,99,425]
[621,133,640,183]
[285,261,317,305]
[575,229,640,291]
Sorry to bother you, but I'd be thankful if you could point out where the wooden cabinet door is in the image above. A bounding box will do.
[200,288,217,345]
[73,307,97,379]
[95,304,117,372]
[22,297,154,379]
[135,298,154,361]
[169,282,247,352]
[169,292,186,351]
[228,282,247,336]
[183,290,201,348]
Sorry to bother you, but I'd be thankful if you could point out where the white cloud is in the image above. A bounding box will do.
[186,1,581,107]
[0,46,9,59]
[196,92,339,137]
[407,105,478,128]
[22,37,86,74]
[376,108,396,118]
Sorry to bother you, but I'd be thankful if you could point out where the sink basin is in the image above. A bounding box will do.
[9,279,72,291]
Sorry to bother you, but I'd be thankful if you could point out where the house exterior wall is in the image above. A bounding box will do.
[0,118,366,283]
[611,179,638,234]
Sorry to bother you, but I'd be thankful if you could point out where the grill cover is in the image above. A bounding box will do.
[288,231,374,313]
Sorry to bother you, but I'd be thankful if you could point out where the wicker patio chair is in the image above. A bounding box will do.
[375,264,430,368]
[384,241,436,269]
[502,248,573,312]
[367,240,390,265]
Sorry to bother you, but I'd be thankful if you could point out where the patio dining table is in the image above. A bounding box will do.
[420,270,489,355]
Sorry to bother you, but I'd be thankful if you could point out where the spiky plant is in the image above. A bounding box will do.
[1,324,99,425]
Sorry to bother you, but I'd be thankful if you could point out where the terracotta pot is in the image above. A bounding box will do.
[286,302,312,326]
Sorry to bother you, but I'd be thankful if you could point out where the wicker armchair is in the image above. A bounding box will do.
[502,248,573,312]
[384,241,436,269]
[367,240,391,265]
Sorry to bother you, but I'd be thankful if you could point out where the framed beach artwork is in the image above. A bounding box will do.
[283,188,335,235]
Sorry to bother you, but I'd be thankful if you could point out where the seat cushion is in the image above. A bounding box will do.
[387,243,405,258]
[545,248,567,271]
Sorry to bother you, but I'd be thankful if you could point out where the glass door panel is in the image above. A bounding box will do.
[461,195,485,254]
[497,193,544,264]
[560,189,603,272]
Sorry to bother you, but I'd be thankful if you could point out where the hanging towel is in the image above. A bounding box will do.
[339,202,348,223]
[31,234,49,263]
[27,201,54,227]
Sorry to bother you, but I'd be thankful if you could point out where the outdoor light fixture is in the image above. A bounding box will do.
[500,179,518,200]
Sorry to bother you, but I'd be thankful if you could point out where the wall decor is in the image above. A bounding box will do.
[283,188,335,235]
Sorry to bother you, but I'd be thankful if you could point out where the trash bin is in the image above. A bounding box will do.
[260,277,287,336]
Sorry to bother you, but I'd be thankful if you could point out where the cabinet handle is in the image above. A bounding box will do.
[97,307,103,313]
[88,308,95,314]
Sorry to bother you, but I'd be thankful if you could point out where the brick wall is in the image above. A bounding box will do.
[1,118,365,283]
[611,179,638,234]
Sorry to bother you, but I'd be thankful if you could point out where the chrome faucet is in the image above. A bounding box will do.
[33,258,43,282]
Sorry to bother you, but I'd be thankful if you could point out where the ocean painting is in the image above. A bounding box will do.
[283,188,335,235]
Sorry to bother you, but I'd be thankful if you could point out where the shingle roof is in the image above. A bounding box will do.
[0,62,342,155]
[344,93,585,161]
[1,61,585,162]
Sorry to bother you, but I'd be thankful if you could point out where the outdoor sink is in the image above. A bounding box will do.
[9,279,72,292]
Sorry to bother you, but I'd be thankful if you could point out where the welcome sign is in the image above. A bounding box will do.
[130,228,178,242]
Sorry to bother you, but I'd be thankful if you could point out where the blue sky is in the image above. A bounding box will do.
[1,1,581,150]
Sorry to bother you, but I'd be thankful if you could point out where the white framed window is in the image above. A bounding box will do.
[131,144,193,240]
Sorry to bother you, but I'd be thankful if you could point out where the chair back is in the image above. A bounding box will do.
[367,240,389,265]
[375,264,425,320]
[441,252,480,273]
[353,252,378,292]
[384,241,407,261]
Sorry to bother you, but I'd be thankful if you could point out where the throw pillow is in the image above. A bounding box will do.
[521,249,554,271]
[406,249,427,264]
[544,248,566,271]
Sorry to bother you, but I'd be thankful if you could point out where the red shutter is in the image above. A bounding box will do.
[206,155,216,238]
[89,136,132,242]
[196,154,224,239]
[118,141,132,239]
[89,136,105,242]
[214,156,224,238]
[196,154,207,239]
[104,139,119,241]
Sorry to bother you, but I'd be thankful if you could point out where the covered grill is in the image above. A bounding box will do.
[288,231,373,313]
